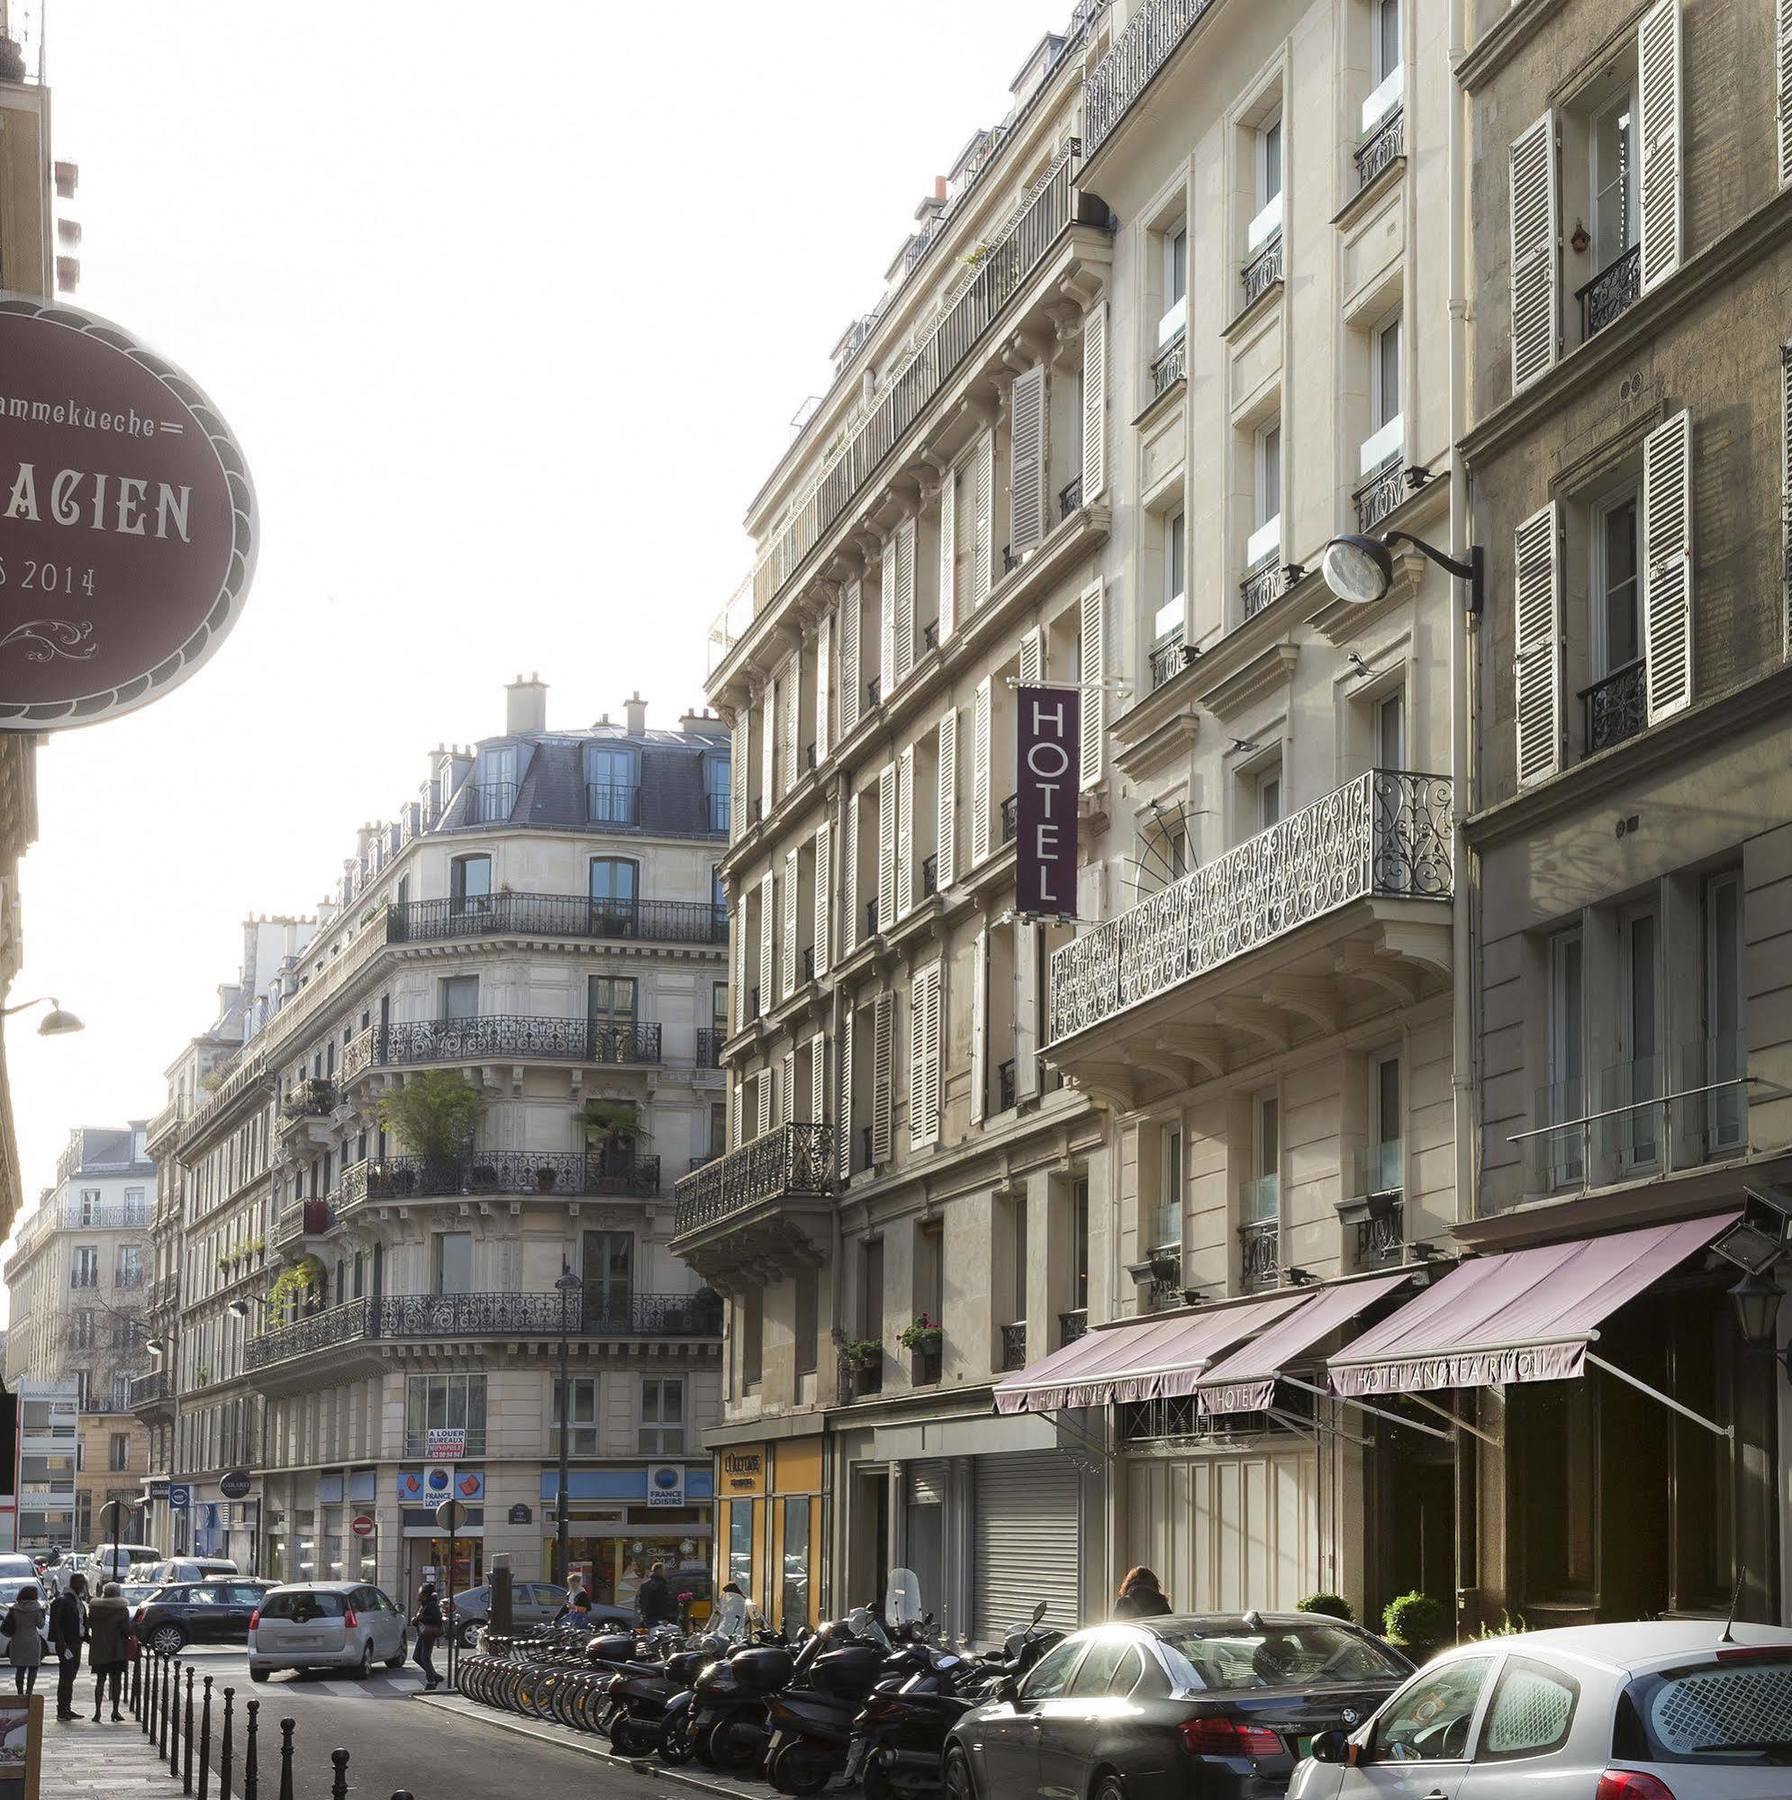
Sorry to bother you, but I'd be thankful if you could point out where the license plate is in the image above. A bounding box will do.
[287,1635,323,1649]
[844,1743,867,1780]
[1295,1735,1314,1759]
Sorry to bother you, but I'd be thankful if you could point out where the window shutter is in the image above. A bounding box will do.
[973,432,994,611]
[1509,112,1560,392]
[1642,409,1693,723]
[895,518,916,684]
[880,542,897,698]
[840,583,862,736]
[760,680,777,814]
[782,847,799,998]
[811,1030,826,1128]
[782,1048,796,1124]
[1782,349,1792,657]
[872,991,894,1164]
[971,676,992,863]
[877,762,897,935]
[733,901,747,1029]
[843,791,860,956]
[1513,501,1564,788]
[937,472,957,645]
[1637,0,1682,293]
[813,821,832,978]
[969,925,987,1126]
[730,713,748,840]
[759,872,774,1012]
[732,1078,743,1148]
[1079,580,1105,790]
[896,746,915,918]
[1779,0,1792,186]
[1081,302,1108,501]
[814,612,831,764]
[935,709,957,890]
[837,1008,854,1181]
[1009,363,1047,557]
[1019,626,1043,687]
[1015,919,1040,1101]
[757,1069,771,1138]
[908,971,928,1151]
[779,653,799,797]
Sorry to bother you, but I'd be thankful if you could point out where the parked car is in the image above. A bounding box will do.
[443,1580,630,1647]
[247,1582,408,1681]
[0,1556,40,1583]
[1290,1619,1792,1799]
[946,1613,1411,1799]
[138,1558,240,1586]
[134,1579,275,1656]
[119,1582,164,1612]
[91,1544,161,1582]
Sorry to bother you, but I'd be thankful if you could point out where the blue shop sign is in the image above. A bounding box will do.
[539,1466,711,1502]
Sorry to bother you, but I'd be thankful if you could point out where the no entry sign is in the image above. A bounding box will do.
[350,1513,376,1539]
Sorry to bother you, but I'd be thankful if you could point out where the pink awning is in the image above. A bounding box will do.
[993,1291,1309,1415]
[1327,1212,1740,1398]
[1195,1271,1414,1414]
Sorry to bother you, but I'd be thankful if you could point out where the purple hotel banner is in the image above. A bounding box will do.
[1015,684,1079,917]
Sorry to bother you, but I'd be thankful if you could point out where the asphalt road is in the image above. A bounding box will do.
[96,1644,685,1800]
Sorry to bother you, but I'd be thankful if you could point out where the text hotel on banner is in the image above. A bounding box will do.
[1015,685,1079,917]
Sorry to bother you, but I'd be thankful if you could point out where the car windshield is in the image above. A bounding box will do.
[0,1580,36,1605]
[259,1591,347,1622]
[1618,1655,1792,1764]
[1158,1620,1408,1690]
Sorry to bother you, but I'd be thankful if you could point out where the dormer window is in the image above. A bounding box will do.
[587,745,639,826]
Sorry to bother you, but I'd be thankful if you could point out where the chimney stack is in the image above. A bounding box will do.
[624,692,647,737]
[506,673,547,736]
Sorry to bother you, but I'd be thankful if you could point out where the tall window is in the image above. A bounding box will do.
[1619,906,1660,1166]
[404,1372,486,1456]
[123,1187,146,1221]
[588,975,638,1029]
[862,1237,885,1340]
[1591,87,1637,271]
[590,857,639,927]
[1256,764,1283,832]
[438,974,479,1021]
[1160,222,1188,345]
[1373,0,1400,82]
[1372,315,1401,432]
[1592,490,1641,679]
[639,1377,685,1454]
[1369,1053,1402,1194]
[449,854,491,912]
[1704,873,1745,1151]
[1256,422,1282,532]
[1257,115,1283,215]
[729,1500,754,1591]
[552,1376,600,1457]
[1376,688,1406,770]
[434,1232,473,1296]
[581,1230,633,1319]
[79,1189,100,1224]
[72,1246,98,1289]
[704,756,731,834]
[1157,1128,1183,1248]
[1157,510,1186,642]
[109,1432,128,1471]
[1547,927,1585,1186]
[795,1265,818,1375]
[74,1310,94,1349]
[475,745,517,821]
[586,745,638,825]
[742,1283,763,1390]
[116,1244,143,1288]
[1248,1095,1281,1219]
[1071,1177,1090,1315]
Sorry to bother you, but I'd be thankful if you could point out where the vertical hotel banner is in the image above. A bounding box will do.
[1015,685,1079,917]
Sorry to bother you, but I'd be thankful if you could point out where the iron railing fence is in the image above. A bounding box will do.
[672,1122,832,1236]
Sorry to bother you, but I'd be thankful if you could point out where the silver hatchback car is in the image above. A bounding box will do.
[247,1582,408,1681]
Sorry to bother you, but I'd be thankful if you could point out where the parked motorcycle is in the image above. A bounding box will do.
[764,1609,916,1795]
[605,1632,726,1757]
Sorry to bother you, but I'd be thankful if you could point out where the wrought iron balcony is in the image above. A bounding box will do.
[1000,793,1019,843]
[1354,105,1403,191]
[1240,554,1280,619]
[1581,659,1645,756]
[1241,232,1283,309]
[128,1370,172,1412]
[695,1027,724,1069]
[345,1015,661,1073]
[1356,1198,1405,1264]
[336,1149,660,1214]
[999,1321,1029,1371]
[279,1078,336,1122]
[997,1059,1017,1112]
[1353,455,1406,535]
[866,676,881,709]
[1577,242,1641,341]
[1059,475,1083,521]
[1084,0,1219,157]
[586,782,641,826]
[1058,1308,1088,1347]
[1049,769,1453,1042]
[1151,329,1187,396]
[465,781,517,824]
[385,892,728,948]
[274,1197,332,1247]
[671,1121,833,1238]
[1239,1218,1280,1290]
[921,855,938,898]
[1149,629,1189,691]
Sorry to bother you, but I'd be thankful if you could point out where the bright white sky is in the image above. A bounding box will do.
[1,0,1063,1269]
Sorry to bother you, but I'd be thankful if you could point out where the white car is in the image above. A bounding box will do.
[1291,1619,1792,1799]
[247,1582,408,1681]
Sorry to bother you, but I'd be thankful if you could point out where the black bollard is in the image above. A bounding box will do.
[277,1716,296,1800]
[330,1748,350,1800]
[129,1649,140,1720]
[218,1686,234,1800]
[198,1675,213,1800]
[184,1665,196,1792]
[159,1655,171,1759]
[243,1697,259,1800]
[168,1656,181,1774]
[146,1651,158,1741]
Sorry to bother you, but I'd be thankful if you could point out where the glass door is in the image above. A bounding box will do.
[581,1230,633,1329]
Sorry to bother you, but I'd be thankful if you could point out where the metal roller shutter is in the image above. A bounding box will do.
[972,1451,1080,1646]
[906,1460,949,1507]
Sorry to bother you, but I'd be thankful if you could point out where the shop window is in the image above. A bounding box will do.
[728,1499,754,1592]
[554,1376,600,1457]
[638,1378,684,1454]
[779,1497,810,1634]
[1514,1378,1596,1603]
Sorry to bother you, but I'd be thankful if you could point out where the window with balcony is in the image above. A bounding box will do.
[1065,1177,1090,1346]
[1243,419,1283,616]
[1583,485,1644,756]
[587,745,639,826]
[1151,510,1187,689]
[449,854,491,913]
[589,975,638,1031]
[434,1231,473,1297]
[79,1188,100,1224]
[72,1246,98,1289]
[1559,50,1645,345]
[1253,115,1283,245]
[1241,1094,1281,1289]
[1152,221,1188,397]
[1156,1126,1183,1250]
[1353,313,1404,531]
[473,746,518,823]
[639,1377,684,1454]
[438,974,478,1022]
[590,856,639,922]
[704,755,731,834]
[115,1244,143,1289]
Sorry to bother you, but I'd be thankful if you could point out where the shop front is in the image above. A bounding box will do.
[713,1434,824,1634]
[540,1464,714,1615]
[263,1468,383,1589]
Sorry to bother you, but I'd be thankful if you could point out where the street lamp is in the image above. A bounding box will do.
[553,1265,583,1589]
[1320,530,1484,618]
[0,995,83,1035]
[1729,1269,1790,1377]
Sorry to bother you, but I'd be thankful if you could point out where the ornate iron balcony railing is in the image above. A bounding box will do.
[1000,1321,1029,1371]
[1058,1308,1088,1346]
[1577,242,1641,340]
[1049,769,1453,1041]
[279,1078,336,1121]
[1084,0,1219,156]
[1353,455,1405,535]
[1354,105,1403,190]
[1239,1219,1280,1290]
[386,892,728,948]
[1151,329,1187,396]
[128,1370,172,1410]
[1059,475,1084,521]
[671,1121,833,1237]
[346,1015,661,1071]
[1240,554,1280,619]
[336,1149,660,1215]
[1241,232,1283,309]
[585,782,641,826]
[465,781,517,824]
[1580,658,1645,756]
[1149,629,1188,691]
[1356,1199,1404,1264]
[997,1059,1017,1112]
[243,1297,374,1372]
[695,1027,724,1069]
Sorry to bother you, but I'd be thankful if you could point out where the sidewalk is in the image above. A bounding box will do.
[40,1714,176,1800]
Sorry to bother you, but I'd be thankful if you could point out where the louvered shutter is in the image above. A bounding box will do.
[779,654,799,796]
[1079,581,1104,790]
[732,1078,743,1148]
[908,970,929,1151]
[1509,113,1559,392]
[895,519,916,684]
[757,1069,772,1138]
[880,543,897,699]
[872,991,894,1164]
[1637,0,1682,293]
[1019,626,1043,687]
[1081,302,1108,501]
[937,474,957,645]
[815,611,832,764]
[813,821,831,978]
[1642,409,1693,723]
[840,583,862,735]
[1009,363,1047,557]
[1015,919,1040,1101]
[897,746,915,917]
[1782,350,1792,657]
[843,791,860,956]
[973,433,994,610]
[783,1048,796,1124]
[1513,502,1563,787]
[760,681,777,814]
[733,902,747,1029]
[935,710,957,890]
[971,677,992,863]
[1779,0,1792,186]
[811,1030,826,1128]
[877,762,897,935]
[837,1007,854,1181]
[759,872,774,1013]
[782,847,799,998]
[969,925,987,1125]
[730,713,749,840]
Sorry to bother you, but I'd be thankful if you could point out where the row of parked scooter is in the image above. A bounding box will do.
[461,1572,1060,1797]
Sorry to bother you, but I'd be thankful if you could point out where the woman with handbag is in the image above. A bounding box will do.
[86,1583,133,1722]
[2,1585,48,1695]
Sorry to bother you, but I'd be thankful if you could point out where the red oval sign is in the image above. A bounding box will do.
[350,1514,376,1539]
[0,296,256,726]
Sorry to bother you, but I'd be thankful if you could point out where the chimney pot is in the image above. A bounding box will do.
[624,693,647,737]
[505,675,548,736]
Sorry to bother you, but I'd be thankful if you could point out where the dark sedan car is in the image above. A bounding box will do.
[945,1613,1412,1800]
[135,1579,277,1656]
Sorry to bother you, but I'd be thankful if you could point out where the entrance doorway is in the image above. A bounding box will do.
[1379,1432,1453,1627]
[404,1535,482,1602]
[847,1468,889,1612]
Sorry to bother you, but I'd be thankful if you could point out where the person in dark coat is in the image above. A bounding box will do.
[411,1582,443,1691]
[1112,1566,1173,1619]
[3,1586,48,1694]
[635,1562,677,1627]
[47,1571,86,1721]
[86,1583,131,1722]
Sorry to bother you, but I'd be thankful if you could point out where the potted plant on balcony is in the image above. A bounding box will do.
[583,1099,650,1179]
[0,39,25,83]
[268,1256,322,1317]
[839,1338,882,1370]
[897,1316,942,1354]
[377,1070,484,1189]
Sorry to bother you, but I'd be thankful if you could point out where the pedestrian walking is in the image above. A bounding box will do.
[86,1583,131,1722]
[1111,1565,1173,1619]
[410,1581,443,1691]
[636,1560,677,1627]
[2,1584,48,1695]
[47,1571,86,1721]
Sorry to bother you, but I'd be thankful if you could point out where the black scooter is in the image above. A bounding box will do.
[764,1616,914,1795]
[606,1634,725,1757]
[689,1631,804,1772]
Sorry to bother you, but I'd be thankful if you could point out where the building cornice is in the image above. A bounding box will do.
[1454,0,1566,93]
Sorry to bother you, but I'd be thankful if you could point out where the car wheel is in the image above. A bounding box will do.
[249,1668,269,1685]
[942,1748,978,1800]
[456,1619,478,1650]
[387,1632,408,1671]
[1093,1773,1126,1800]
[149,1625,186,1657]
[355,1639,374,1680]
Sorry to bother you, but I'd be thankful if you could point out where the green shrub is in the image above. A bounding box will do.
[1297,1593,1354,1622]
[1382,1591,1450,1646]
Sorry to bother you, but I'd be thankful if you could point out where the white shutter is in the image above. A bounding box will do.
[1779,0,1792,186]
[814,610,832,765]
[731,1077,743,1148]
[1009,363,1047,557]
[843,791,860,956]
[1081,302,1108,501]
[782,1048,796,1124]
[757,1069,772,1138]
[733,901,747,1029]
[730,713,748,840]
[1015,919,1040,1101]
[837,1007,854,1181]
[1079,580,1105,790]
[1637,0,1682,293]
[779,653,799,796]
[935,709,957,890]
[1019,626,1043,688]
[840,583,862,736]
[895,518,916,684]
[897,746,914,918]
[1509,113,1559,392]
[813,821,832,978]
[1513,501,1563,788]
[872,991,894,1164]
[973,432,994,610]
[880,542,896,699]
[760,682,776,815]
[759,872,774,1014]
[877,762,897,936]
[782,847,799,998]
[908,970,928,1151]
[969,925,987,1126]
[811,1030,826,1128]
[937,472,957,645]
[971,677,992,863]
[1642,409,1693,723]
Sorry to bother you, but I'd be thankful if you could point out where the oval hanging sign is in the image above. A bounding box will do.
[0,296,256,726]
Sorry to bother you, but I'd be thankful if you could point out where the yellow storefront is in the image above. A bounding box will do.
[716,1437,824,1633]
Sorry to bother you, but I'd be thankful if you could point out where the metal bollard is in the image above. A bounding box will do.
[146,1651,159,1741]
[129,1650,140,1719]
[184,1665,196,1792]
[330,1748,350,1800]
[160,1655,172,1760]
[243,1697,259,1800]
[198,1675,213,1800]
[218,1686,235,1800]
[277,1716,296,1800]
[168,1656,181,1774]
